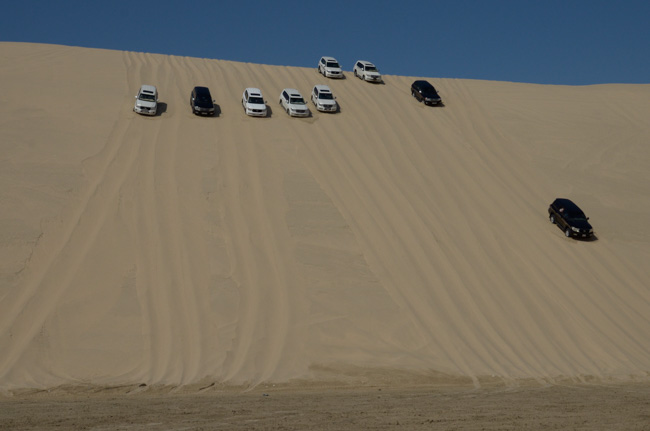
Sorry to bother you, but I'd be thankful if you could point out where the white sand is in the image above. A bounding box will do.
[1,42,649,390]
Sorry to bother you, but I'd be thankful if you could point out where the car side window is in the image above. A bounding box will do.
[320,58,325,65]
[282,91,288,101]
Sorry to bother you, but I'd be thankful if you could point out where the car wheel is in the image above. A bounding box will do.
[549,214,555,224]
[565,228,571,237]
[353,69,357,77]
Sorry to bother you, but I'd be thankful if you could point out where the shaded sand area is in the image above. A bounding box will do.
[3,381,650,430]
[1,42,650,427]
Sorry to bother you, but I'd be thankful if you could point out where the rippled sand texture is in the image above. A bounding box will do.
[1,42,649,390]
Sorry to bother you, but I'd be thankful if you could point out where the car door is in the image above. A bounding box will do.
[414,84,422,101]
[556,206,570,231]
[281,91,289,110]
[190,88,196,108]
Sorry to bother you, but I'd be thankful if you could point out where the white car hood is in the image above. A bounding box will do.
[246,102,266,110]
[136,100,157,109]
[317,99,336,107]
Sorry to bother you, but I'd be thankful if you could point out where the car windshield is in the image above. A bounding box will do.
[364,65,377,72]
[139,93,156,101]
[318,92,334,100]
[197,95,211,103]
[326,61,340,68]
[248,96,264,104]
[290,97,305,104]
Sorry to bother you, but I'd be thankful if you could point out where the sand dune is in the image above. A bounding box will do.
[1,42,649,390]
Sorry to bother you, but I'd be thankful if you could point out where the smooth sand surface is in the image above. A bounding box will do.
[1,43,650,395]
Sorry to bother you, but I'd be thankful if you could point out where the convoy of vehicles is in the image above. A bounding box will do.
[132,58,597,241]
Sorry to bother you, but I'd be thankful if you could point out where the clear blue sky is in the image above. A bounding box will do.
[2,1,649,85]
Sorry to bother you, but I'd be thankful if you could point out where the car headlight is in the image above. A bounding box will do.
[572,226,580,232]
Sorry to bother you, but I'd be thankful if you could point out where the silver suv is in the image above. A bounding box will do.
[318,56,343,79]
[242,87,267,117]
[311,85,338,112]
[133,85,158,115]
[279,88,310,117]
[353,60,382,83]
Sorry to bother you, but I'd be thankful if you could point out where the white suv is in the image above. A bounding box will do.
[318,56,343,79]
[133,85,158,115]
[311,85,338,112]
[242,87,267,117]
[279,88,310,117]
[353,60,382,83]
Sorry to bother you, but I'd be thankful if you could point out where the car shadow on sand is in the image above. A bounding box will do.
[154,102,167,117]
[573,234,599,242]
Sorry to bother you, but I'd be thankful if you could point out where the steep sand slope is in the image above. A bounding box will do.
[1,43,649,389]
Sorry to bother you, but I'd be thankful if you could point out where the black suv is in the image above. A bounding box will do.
[190,86,215,116]
[548,198,594,238]
[411,80,442,105]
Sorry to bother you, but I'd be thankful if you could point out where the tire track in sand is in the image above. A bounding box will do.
[0,54,149,380]
[124,51,213,384]
[212,61,295,385]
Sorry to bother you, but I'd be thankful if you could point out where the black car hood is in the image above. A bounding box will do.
[422,91,440,99]
[569,218,592,230]
[195,99,214,108]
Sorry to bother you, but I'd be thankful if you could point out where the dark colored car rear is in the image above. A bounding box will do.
[548,198,594,238]
[190,86,215,115]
